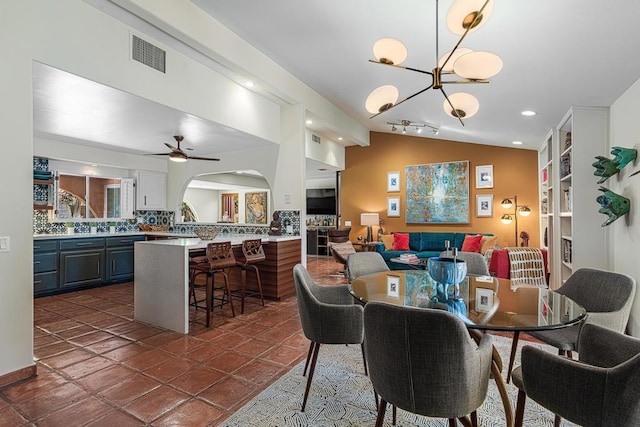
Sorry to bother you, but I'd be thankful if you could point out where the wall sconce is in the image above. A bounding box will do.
[360,213,380,243]
[500,195,531,246]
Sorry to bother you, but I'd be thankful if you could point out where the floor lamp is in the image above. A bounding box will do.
[500,196,531,246]
[360,213,379,243]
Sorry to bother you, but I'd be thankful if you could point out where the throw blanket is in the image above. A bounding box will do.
[506,247,547,287]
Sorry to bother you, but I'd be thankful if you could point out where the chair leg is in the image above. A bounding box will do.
[375,398,387,427]
[205,273,212,327]
[554,414,562,427]
[221,271,235,317]
[457,415,473,427]
[448,418,457,427]
[301,341,320,412]
[240,267,247,314]
[470,411,478,427]
[507,331,520,383]
[303,341,314,377]
[514,389,527,427]
[361,343,368,376]
[392,404,396,425]
[249,264,265,307]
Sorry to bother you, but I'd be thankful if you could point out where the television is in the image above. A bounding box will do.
[306,188,336,215]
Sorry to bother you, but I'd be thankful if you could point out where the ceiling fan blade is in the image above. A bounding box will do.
[369,84,435,119]
[440,87,465,127]
[187,155,220,161]
[164,142,181,153]
[147,153,170,156]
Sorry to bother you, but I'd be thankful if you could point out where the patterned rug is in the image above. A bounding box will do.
[222,334,579,426]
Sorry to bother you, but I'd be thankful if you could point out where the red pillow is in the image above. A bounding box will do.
[393,233,410,251]
[461,234,483,253]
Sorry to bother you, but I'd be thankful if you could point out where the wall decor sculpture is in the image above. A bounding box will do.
[405,161,469,224]
[593,146,637,183]
[596,186,630,227]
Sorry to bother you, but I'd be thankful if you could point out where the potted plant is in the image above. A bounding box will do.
[108,222,117,233]
[89,222,98,234]
[65,222,75,234]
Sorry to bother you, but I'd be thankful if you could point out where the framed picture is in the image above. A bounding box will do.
[475,165,494,189]
[387,274,400,298]
[476,194,493,217]
[387,171,400,192]
[387,197,400,217]
[475,287,494,312]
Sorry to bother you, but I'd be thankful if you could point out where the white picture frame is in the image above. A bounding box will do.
[387,274,400,297]
[387,197,400,217]
[476,194,493,217]
[475,287,494,312]
[475,165,494,189]
[387,171,400,192]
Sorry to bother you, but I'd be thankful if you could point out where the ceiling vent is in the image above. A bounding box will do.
[311,134,321,144]
[132,35,166,73]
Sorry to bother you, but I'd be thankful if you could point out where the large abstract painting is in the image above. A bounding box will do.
[405,161,469,223]
[245,192,268,224]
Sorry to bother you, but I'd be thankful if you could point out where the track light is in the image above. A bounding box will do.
[387,120,439,136]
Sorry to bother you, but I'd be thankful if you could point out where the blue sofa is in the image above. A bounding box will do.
[375,232,494,270]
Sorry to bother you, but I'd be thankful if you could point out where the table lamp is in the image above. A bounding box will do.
[360,213,379,243]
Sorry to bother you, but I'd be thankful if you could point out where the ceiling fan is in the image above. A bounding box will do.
[149,135,220,162]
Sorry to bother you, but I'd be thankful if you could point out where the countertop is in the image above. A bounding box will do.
[34,231,300,243]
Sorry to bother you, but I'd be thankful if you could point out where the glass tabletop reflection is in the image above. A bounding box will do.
[349,270,586,331]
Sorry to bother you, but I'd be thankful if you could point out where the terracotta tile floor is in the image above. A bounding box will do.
[0,256,347,426]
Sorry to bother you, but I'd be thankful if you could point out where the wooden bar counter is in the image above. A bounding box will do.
[134,235,301,333]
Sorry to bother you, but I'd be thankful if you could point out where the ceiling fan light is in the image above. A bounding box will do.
[438,47,473,73]
[454,51,503,80]
[169,152,187,163]
[372,38,408,65]
[443,93,479,119]
[447,0,494,35]
[366,85,399,114]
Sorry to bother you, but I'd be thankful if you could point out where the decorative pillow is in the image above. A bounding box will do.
[480,235,498,254]
[393,233,410,251]
[461,234,483,253]
[380,234,395,250]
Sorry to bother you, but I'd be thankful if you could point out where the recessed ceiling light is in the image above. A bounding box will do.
[245,81,255,88]
[521,110,536,117]
[338,137,343,141]
[512,141,524,145]
[306,119,313,125]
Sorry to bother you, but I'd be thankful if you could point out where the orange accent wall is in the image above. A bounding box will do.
[341,132,540,249]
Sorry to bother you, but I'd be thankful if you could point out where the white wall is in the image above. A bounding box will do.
[609,77,640,336]
[183,188,218,222]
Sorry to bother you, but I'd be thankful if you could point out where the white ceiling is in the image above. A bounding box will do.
[32,0,640,181]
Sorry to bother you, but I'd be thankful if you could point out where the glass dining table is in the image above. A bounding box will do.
[349,270,587,427]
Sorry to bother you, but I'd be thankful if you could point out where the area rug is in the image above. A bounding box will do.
[222,334,578,426]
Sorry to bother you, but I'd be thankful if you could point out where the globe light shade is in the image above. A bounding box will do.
[501,214,513,224]
[366,85,399,114]
[454,51,503,80]
[519,206,532,216]
[447,0,495,35]
[501,198,513,209]
[438,47,473,73]
[443,92,479,119]
[372,38,408,65]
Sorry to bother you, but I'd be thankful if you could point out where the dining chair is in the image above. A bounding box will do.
[292,263,365,412]
[506,267,636,383]
[233,238,266,313]
[512,323,640,427]
[439,250,490,276]
[364,302,493,427]
[346,251,389,283]
[189,241,237,327]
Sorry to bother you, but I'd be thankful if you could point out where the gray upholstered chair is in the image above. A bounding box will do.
[292,264,365,411]
[512,323,640,427]
[346,251,390,283]
[527,268,636,357]
[439,250,490,276]
[364,302,493,427]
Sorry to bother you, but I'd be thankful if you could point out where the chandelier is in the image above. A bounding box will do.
[365,0,502,125]
[387,120,439,135]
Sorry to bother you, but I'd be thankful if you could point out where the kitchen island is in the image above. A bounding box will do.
[134,235,301,333]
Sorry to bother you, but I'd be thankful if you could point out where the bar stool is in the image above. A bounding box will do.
[233,239,266,314]
[189,241,236,327]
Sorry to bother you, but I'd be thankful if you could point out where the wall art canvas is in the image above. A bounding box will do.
[405,161,469,224]
[245,192,268,224]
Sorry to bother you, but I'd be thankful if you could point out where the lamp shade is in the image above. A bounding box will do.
[366,85,399,114]
[447,0,495,36]
[454,51,503,80]
[438,47,473,73]
[501,214,513,224]
[519,206,532,216]
[501,198,513,209]
[360,213,380,226]
[372,38,407,65]
[443,92,479,119]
